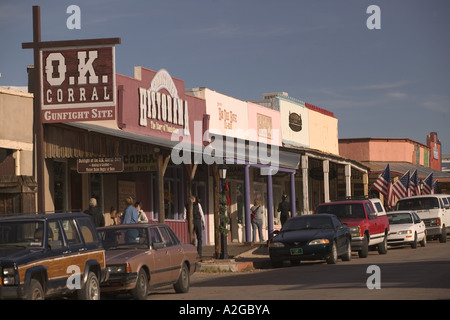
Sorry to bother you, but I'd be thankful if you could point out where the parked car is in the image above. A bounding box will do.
[268,214,352,267]
[387,211,426,248]
[0,212,107,300]
[97,223,197,300]
[396,195,449,243]
[316,198,390,258]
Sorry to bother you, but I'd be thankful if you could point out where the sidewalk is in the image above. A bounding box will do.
[197,243,271,272]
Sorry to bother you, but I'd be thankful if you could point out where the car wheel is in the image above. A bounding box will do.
[420,232,427,247]
[77,271,100,300]
[326,241,338,264]
[439,227,447,243]
[131,268,149,300]
[341,238,352,261]
[411,233,418,249]
[378,234,388,254]
[174,263,190,293]
[359,235,369,258]
[27,279,44,300]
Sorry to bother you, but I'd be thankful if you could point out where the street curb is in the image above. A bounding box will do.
[196,247,266,273]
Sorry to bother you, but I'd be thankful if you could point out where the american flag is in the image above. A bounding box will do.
[392,171,410,200]
[422,173,433,195]
[409,170,420,196]
[432,179,439,194]
[372,164,391,198]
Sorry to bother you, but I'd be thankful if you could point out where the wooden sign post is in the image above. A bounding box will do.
[22,6,120,213]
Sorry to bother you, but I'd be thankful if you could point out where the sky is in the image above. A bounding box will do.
[1,0,449,154]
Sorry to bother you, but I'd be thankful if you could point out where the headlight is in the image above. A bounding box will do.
[429,218,441,227]
[2,267,17,285]
[398,230,412,235]
[268,242,285,248]
[308,239,330,245]
[349,226,363,237]
[107,264,131,274]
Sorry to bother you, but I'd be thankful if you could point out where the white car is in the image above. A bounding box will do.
[387,211,426,248]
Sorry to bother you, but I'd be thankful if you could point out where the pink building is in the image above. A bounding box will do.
[339,133,450,194]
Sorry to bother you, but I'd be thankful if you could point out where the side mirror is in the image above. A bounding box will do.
[152,242,165,250]
[369,212,378,219]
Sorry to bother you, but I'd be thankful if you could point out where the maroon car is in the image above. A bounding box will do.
[97,223,198,300]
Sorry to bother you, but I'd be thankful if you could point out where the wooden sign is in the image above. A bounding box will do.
[40,45,116,123]
[77,157,123,173]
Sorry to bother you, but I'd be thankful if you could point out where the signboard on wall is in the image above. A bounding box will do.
[77,157,123,173]
[40,45,116,123]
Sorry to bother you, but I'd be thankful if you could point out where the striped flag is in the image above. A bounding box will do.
[392,171,410,200]
[432,179,439,194]
[422,173,433,195]
[409,170,420,196]
[372,164,391,198]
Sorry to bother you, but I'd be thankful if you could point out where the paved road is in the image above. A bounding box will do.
[149,238,450,300]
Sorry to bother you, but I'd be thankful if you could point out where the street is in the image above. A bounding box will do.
[149,238,450,300]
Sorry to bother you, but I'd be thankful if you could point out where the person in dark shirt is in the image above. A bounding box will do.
[85,197,105,227]
[277,194,291,226]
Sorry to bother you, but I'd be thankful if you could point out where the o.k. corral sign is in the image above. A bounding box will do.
[40,45,116,123]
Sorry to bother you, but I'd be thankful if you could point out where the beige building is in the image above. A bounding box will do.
[0,87,36,214]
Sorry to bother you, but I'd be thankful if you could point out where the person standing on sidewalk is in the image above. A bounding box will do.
[85,197,105,227]
[251,199,264,243]
[184,196,205,258]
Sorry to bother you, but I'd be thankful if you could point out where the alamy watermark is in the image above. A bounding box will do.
[170,122,281,175]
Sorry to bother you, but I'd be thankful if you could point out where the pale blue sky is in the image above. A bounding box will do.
[1,0,449,153]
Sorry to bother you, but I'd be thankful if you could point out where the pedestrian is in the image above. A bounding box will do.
[84,197,105,227]
[278,193,290,226]
[109,207,118,225]
[184,196,205,258]
[135,201,149,223]
[122,196,138,224]
[251,199,264,243]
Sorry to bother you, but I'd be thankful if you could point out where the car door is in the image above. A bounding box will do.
[148,226,173,285]
[45,219,72,294]
[412,212,425,239]
[158,226,184,280]
[331,216,347,253]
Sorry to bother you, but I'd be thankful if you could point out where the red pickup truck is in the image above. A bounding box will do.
[316,199,390,258]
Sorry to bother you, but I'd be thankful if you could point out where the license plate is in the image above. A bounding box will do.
[290,248,303,255]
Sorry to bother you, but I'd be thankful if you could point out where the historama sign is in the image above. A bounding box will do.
[40,45,117,123]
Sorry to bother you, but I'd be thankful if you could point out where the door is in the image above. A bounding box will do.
[148,226,172,285]
[158,226,183,280]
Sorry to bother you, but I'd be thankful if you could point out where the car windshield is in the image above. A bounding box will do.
[282,216,333,232]
[0,221,45,249]
[99,227,149,249]
[388,213,413,224]
[316,203,366,219]
[396,197,440,210]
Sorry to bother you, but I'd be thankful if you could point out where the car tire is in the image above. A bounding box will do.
[174,263,190,293]
[131,268,149,300]
[411,233,418,249]
[420,232,427,247]
[326,241,338,264]
[341,239,352,261]
[378,234,388,254]
[439,227,447,243]
[27,279,44,300]
[77,271,100,300]
[358,235,369,258]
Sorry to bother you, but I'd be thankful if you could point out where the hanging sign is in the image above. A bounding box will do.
[40,45,116,123]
